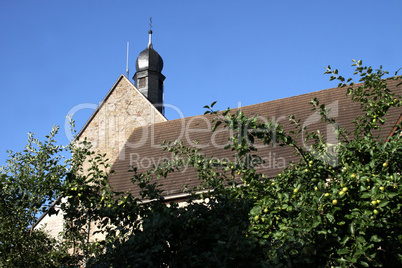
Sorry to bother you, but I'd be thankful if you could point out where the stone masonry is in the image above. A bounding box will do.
[78,75,167,170]
[36,75,166,240]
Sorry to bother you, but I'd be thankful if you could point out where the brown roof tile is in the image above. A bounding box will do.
[109,79,402,199]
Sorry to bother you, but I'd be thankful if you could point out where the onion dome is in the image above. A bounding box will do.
[135,30,164,72]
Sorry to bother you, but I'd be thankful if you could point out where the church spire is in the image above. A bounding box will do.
[133,22,165,115]
[148,30,153,49]
[148,17,153,49]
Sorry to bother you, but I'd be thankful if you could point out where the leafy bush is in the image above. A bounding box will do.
[1,61,401,267]
[83,61,401,267]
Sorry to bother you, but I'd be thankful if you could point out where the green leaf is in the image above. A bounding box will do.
[317,230,327,235]
[340,235,350,245]
[337,248,349,255]
[388,192,398,198]
[212,121,222,131]
[356,236,366,244]
[360,261,369,267]
[349,223,355,235]
[326,213,335,223]
[378,200,389,208]
[370,234,382,242]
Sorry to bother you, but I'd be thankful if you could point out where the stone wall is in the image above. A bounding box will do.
[78,75,167,170]
[35,75,166,240]
[34,206,64,239]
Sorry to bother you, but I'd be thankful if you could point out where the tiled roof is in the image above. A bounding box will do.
[109,79,402,199]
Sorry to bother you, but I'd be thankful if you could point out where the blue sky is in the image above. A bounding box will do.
[0,0,401,165]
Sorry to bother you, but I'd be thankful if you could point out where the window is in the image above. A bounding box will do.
[139,77,146,88]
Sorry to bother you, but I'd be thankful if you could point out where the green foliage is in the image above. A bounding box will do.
[82,61,401,267]
[212,61,402,267]
[0,126,72,267]
[57,140,267,267]
[88,195,265,267]
[1,61,401,267]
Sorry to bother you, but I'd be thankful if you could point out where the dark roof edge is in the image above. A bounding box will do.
[31,197,60,231]
[32,189,216,230]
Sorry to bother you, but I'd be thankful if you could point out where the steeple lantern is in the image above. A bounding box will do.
[133,29,165,114]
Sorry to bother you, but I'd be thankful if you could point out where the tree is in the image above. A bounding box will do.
[1,61,401,267]
[58,61,401,267]
[0,126,72,267]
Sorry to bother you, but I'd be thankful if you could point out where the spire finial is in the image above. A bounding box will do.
[148,17,153,48]
[126,41,129,78]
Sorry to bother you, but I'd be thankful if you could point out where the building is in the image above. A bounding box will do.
[34,30,167,238]
[34,29,402,240]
